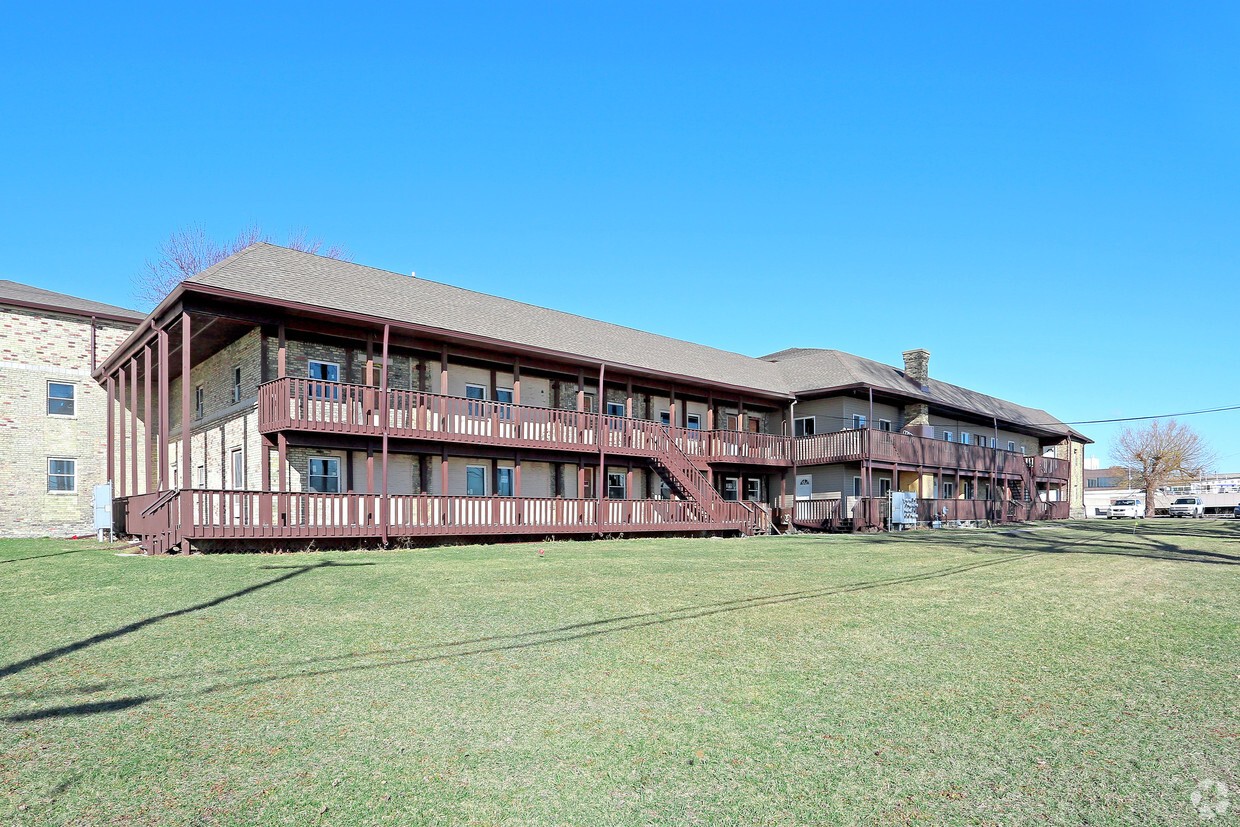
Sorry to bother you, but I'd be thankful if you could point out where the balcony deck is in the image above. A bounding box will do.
[256,378,1072,481]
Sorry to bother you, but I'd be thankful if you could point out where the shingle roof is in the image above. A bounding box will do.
[0,279,144,322]
[183,243,1086,439]
[188,243,791,394]
[761,347,1086,439]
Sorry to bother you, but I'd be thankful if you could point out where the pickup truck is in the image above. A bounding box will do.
[1107,499,1142,519]
[1168,496,1206,518]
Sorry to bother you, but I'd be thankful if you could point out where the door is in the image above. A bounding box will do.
[795,474,812,500]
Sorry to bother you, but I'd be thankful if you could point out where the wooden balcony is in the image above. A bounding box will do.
[258,378,790,467]
[116,489,761,551]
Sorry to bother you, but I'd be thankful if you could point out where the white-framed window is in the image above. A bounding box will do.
[658,481,671,500]
[878,419,892,432]
[607,472,626,499]
[960,433,971,445]
[308,457,340,493]
[942,431,953,442]
[466,464,487,496]
[879,478,892,496]
[464,383,487,400]
[47,458,76,492]
[230,448,244,489]
[582,393,596,412]
[232,367,243,403]
[852,414,866,429]
[963,480,975,499]
[195,464,206,489]
[942,481,955,498]
[607,402,626,418]
[984,483,992,500]
[686,413,701,430]
[976,434,987,447]
[170,463,178,489]
[853,477,863,497]
[495,387,514,404]
[195,385,204,420]
[659,410,671,426]
[496,467,514,497]
[1008,441,1016,452]
[1020,445,1026,455]
[308,360,339,382]
[47,381,75,416]
[794,417,815,437]
[744,478,761,501]
[722,477,739,501]
[989,437,997,449]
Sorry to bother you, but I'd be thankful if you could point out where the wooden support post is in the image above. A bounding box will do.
[669,385,676,430]
[440,447,448,496]
[118,365,127,497]
[576,368,584,411]
[106,373,115,486]
[158,326,170,489]
[129,357,138,495]
[181,312,192,490]
[277,322,286,378]
[707,391,714,430]
[625,378,632,418]
[597,363,606,535]
[514,454,522,497]
[381,325,390,544]
[513,360,521,405]
[440,344,448,394]
[143,344,153,494]
[261,435,272,526]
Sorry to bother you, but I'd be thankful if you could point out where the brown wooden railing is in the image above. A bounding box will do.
[792,498,843,528]
[1026,455,1071,481]
[115,490,183,554]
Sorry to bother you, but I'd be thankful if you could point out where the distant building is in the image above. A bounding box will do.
[0,281,143,536]
[1086,466,1128,489]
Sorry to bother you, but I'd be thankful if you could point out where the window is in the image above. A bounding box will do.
[942,481,955,498]
[1007,441,1016,452]
[989,437,997,449]
[606,402,626,418]
[495,387,514,404]
[976,434,987,447]
[232,367,242,403]
[466,465,487,496]
[308,361,339,382]
[230,448,244,489]
[47,458,75,492]
[465,384,487,416]
[853,414,866,429]
[960,433,971,445]
[745,478,761,501]
[496,467,514,497]
[794,417,815,437]
[853,477,863,497]
[722,477,739,501]
[879,478,892,496]
[308,457,340,493]
[686,413,701,430]
[878,419,892,432]
[582,393,595,413]
[963,480,975,499]
[47,382,75,416]
[582,466,596,498]
[1020,445,1026,455]
[194,385,204,420]
[984,483,992,500]
[658,481,671,500]
[659,410,671,426]
[942,431,953,442]
[725,414,739,430]
[607,472,627,499]
[195,465,206,489]
[748,417,761,433]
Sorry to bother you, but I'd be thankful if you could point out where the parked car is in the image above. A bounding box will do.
[1168,496,1206,518]
[1234,502,1240,519]
[1107,499,1142,519]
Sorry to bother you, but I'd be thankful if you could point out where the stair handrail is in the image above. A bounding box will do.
[140,488,181,517]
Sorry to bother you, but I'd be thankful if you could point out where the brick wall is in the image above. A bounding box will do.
[0,305,136,536]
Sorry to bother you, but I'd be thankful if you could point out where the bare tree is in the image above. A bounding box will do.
[134,223,351,307]
[1113,419,1214,516]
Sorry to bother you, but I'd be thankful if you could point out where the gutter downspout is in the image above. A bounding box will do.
[789,398,797,532]
[596,363,606,537]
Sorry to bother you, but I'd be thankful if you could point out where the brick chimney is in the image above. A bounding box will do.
[901,349,932,434]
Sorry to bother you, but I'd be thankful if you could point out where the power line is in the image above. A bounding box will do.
[1060,403,1240,426]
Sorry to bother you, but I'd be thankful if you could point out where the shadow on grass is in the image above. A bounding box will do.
[0,560,374,682]
[0,547,93,565]
[3,696,153,722]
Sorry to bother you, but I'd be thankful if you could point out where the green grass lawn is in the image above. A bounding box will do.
[1,522,1237,825]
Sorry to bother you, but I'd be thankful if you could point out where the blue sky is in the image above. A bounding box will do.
[3,2,1238,467]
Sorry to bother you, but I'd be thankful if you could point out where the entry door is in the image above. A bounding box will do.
[795,474,812,500]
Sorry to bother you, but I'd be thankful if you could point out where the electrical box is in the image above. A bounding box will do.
[890,491,919,525]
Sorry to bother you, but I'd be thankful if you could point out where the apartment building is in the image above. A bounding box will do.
[95,243,1088,553]
[0,280,143,536]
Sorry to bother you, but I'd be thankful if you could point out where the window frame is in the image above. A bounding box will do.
[942,481,956,498]
[606,471,627,500]
[744,478,761,502]
[878,419,892,432]
[47,381,76,417]
[232,366,243,404]
[686,413,702,430]
[853,476,863,497]
[46,457,76,493]
[229,447,245,489]
[495,387,514,404]
[852,414,866,430]
[194,384,204,420]
[722,477,739,501]
[606,401,626,418]
[659,410,671,427]
[942,430,953,442]
[308,360,340,383]
[1008,440,1016,452]
[960,432,971,445]
[879,478,892,496]
[465,464,487,496]
[307,456,340,494]
[794,416,815,437]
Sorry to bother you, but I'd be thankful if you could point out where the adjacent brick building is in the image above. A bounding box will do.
[0,281,143,537]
